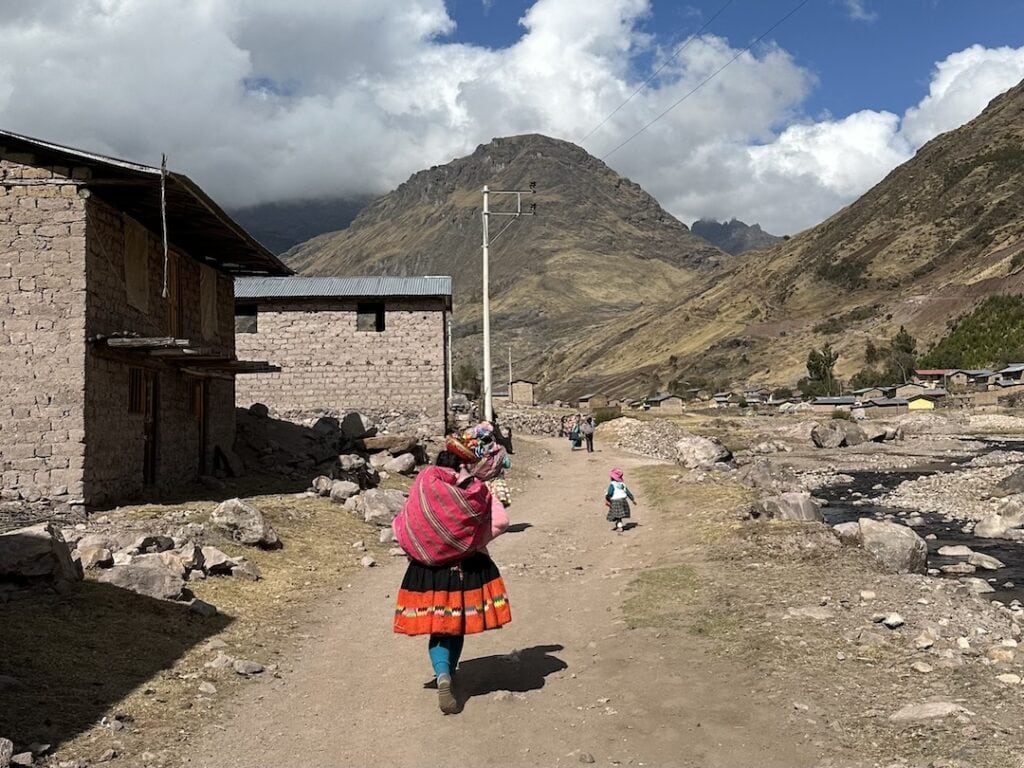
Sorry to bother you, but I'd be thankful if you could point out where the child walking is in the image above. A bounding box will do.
[605,468,636,532]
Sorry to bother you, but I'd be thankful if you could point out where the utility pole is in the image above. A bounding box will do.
[481,183,536,419]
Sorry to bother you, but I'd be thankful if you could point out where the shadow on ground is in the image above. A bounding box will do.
[506,522,533,534]
[0,570,231,751]
[456,644,567,702]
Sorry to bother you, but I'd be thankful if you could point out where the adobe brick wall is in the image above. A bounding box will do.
[83,198,235,505]
[235,298,448,433]
[0,158,89,503]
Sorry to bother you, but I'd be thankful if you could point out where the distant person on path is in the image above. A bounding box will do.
[581,416,595,453]
[392,438,511,714]
[605,467,636,532]
[568,414,582,450]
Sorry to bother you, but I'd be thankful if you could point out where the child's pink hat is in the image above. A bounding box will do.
[609,468,624,481]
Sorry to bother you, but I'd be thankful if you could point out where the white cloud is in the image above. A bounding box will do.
[842,0,877,23]
[0,0,1020,236]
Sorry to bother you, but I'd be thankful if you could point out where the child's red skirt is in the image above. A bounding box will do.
[394,551,512,636]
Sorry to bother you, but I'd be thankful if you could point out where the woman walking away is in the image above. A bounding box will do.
[581,416,595,453]
[392,438,511,714]
[606,467,636,532]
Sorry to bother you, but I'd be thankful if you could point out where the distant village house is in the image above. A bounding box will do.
[577,393,609,412]
[234,276,452,433]
[0,130,288,507]
[645,393,684,414]
[509,379,536,406]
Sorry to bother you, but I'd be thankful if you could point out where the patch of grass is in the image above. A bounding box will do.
[4,493,388,762]
[622,565,698,630]
[633,465,756,543]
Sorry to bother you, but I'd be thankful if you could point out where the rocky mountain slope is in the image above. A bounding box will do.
[691,218,783,255]
[231,196,372,254]
[284,134,726,394]
[284,79,1024,399]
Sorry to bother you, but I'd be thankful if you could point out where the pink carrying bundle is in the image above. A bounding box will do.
[393,466,493,566]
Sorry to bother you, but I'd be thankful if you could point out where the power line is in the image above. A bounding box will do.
[579,0,736,145]
[600,0,811,161]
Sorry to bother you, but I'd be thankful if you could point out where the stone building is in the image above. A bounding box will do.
[234,276,452,433]
[509,379,536,406]
[0,130,289,508]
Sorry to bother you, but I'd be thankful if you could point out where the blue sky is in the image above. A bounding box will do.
[1,1,1022,233]
[447,0,1024,123]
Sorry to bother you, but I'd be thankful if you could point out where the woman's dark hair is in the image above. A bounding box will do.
[435,450,463,469]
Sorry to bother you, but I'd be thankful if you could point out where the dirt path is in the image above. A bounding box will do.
[181,437,819,767]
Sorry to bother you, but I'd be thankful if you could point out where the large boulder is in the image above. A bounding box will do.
[383,453,417,475]
[361,488,408,526]
[837,421,867,446]
[341,412,376,440]
[359,435,418,455]
[368,452,392,471]
[858,518,928,574]
[974,498,1024,538]
[674,434,732,469]
[811,422,845,449]
[832,522,862,546]
[95,559,185,600]
[992,467,1024,498]
[735,460,802,493]
[211,498,280,548]
[756,492,824,522]
[329,480,361,503]
[0,523,80,582]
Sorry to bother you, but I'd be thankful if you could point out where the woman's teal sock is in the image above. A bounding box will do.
[428,635,465,676]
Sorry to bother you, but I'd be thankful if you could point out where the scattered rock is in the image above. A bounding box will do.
[914,629,937,649]
[233,659,264,675]
[77,546,114,570]
[312,475,333,496]
[129,534,175,555]
[230,559,262,581]
[379,527,395,545]
[579,753,596,764]
[859,590,876,601]
[960,577,996,595]
[986,645,1016,664]
[911,661,933,674]
[967,552,1005,570]
[857,518,928,574]
[383,453,417,475]
[674,434,732,469]
[189,599,218,618]
[889,701,970,722]
[201,546,235,574]
[361,488,407,527]
[368,452,392,472]
[833,522,862,546]
[329,480,361,503]
[359,435,418,454]
[360,555,377,568]
[205,652,235,669]
[811,423,845,449]
[937,544,974,557]
[95,561,184,601]
[940,563,976,575]
[756,492,823,523]
[0,523,81,582]
[0,739,12,768]
[211,498,280,548]
[996,673,1022,685]
[787,606,835,620]
[882,613,904,629]
[10,753,32,767]
[198,681,217,695]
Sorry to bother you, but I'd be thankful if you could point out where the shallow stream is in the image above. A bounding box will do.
[815,437,1024,605]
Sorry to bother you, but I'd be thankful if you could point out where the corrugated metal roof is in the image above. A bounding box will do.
[235,275,452,300]
[0,129,290,277]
